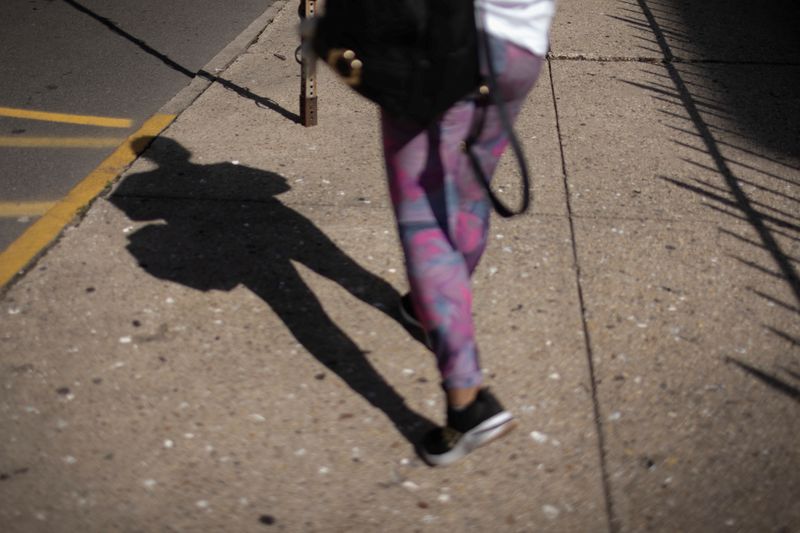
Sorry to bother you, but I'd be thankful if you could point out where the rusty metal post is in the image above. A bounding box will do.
[299,0,318,127]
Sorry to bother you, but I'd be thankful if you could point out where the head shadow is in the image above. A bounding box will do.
[111,136,434,443]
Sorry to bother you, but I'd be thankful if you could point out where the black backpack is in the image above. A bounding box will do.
[310,0,480,125]
[308,0,533,217]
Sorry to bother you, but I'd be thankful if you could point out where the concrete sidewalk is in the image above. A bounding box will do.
[1,1,798,531]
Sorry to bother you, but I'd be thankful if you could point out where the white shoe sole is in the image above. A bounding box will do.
[422,411,515,466]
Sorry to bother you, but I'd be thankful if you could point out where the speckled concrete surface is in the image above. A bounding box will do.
[2,1,799,532]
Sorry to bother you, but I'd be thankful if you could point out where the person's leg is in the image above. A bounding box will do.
[382,38,546,465]
[455,38,545,277]
[438,40,545,411]
[382,103,485,396]
[384,41,544,398]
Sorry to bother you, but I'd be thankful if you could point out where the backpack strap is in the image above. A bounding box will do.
[464,19,532,218]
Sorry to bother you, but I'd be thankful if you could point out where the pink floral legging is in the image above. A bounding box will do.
[381,37,544,390]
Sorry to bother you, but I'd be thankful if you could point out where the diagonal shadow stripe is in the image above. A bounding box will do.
[660,176,800,232]
[725,356,800,403]
[62,0,194,77]
[637,0,800,305]
[61,0,300,124]
[766,327,800,348]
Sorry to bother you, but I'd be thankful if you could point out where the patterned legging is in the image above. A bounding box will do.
[381,37,544,390]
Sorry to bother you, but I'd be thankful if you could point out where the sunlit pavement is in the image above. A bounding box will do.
[0,1,798,531]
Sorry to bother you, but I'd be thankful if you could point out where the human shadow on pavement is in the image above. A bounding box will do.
[110,136,435,443]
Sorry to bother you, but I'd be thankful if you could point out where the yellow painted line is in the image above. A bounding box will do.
[0,202,56,218]
[0,107,132,128]
[0,136,126,148]
[0,113,176,288]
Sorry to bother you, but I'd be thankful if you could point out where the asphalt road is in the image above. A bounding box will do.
[0,0,277,250]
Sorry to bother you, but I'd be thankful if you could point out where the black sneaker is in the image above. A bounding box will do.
[420,389,515,466]
[399,293,422,328]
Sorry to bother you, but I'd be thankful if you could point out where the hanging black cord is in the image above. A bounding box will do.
[465,14,532,218]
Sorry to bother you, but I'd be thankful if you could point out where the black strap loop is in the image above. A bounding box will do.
[464,17,532,218]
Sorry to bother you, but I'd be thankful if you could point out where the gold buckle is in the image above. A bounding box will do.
[326,49,363,87]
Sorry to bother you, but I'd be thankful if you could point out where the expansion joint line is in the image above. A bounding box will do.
[547,57,620,533]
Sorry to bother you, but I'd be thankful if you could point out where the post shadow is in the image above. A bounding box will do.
[110,136,434,444]
[61,0,300,123]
